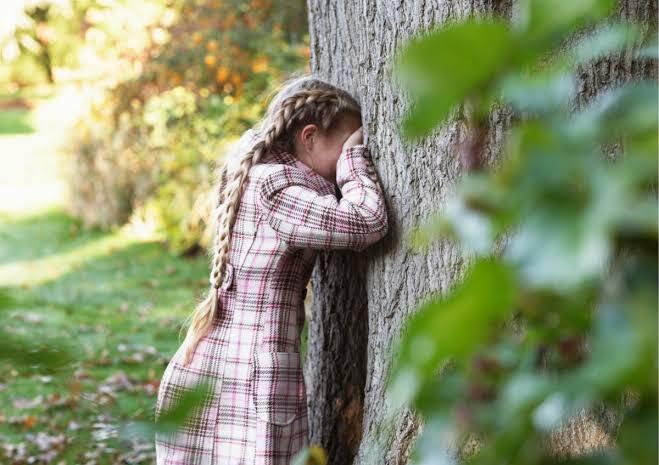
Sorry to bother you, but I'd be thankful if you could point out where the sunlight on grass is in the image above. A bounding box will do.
[0,108,34,134]
[0,219,152,287]
[0,85,93,214]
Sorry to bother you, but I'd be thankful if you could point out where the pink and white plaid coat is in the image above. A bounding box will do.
[154,144,388,465]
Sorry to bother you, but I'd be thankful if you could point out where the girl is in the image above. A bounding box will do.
[155,74,388,465]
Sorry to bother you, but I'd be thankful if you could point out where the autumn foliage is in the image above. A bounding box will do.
[65,0,310,254]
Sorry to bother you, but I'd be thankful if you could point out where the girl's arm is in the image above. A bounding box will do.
[257,144,388,251]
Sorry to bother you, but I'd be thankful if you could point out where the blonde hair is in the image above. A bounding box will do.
[178,73,362,366]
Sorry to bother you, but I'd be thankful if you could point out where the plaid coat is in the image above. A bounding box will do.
[154,144,388,465]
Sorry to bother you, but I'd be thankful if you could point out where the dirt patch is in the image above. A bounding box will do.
[0,98,34,110]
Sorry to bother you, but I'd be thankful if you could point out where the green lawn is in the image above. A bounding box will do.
[0,108,34,134]
[0,90,209,463]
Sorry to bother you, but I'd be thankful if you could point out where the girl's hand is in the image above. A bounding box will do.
[342,126,363,152]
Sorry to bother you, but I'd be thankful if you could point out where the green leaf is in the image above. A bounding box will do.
[407,415,457,465]
[617,406,659,465]
[498,69,576,114]
[567,22,644,65]
[499,372,554,425]
[386,259,517,409]
[497,23,644,116]
[406,196,495,256]
[490,109,655,291]
[638,29,658,58]
[514,0,616,43]
[395,19,513,138]
[504,207,611,291]
[570,80,658,151]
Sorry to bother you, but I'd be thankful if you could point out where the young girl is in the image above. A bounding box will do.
[155,74,388,465]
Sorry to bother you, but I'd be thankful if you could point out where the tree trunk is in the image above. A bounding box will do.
[304,1,656,464]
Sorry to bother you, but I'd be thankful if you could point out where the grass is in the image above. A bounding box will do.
[0,89,209,463]
[0,108,34,134]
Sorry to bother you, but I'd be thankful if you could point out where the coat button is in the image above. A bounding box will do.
[220,262,234,290]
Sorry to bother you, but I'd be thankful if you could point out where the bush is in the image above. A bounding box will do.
[63,0,309,254]
[65,82,267,254]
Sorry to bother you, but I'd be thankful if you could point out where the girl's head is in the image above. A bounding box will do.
[293,112,362,183]
[179,73,362,365]
[255,74,362,181]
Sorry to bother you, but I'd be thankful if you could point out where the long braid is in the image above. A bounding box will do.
[179,86,352,366]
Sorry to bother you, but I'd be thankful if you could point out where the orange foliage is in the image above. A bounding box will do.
[117,0,309,101]
[251,56,269,73]
[216,66,230,83]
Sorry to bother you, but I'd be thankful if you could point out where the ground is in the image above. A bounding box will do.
[0,87,209,464]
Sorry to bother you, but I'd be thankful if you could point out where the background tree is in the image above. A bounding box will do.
[14,5,55,83]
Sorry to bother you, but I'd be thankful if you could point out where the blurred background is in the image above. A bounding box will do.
[0,0,309,462]
[1,1,656,464]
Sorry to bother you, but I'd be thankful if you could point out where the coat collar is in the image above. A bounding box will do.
[263,150,336,195]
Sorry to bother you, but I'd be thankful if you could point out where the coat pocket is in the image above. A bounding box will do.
[251,351,305,426]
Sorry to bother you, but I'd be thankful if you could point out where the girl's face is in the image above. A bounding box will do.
[294,114,362,183]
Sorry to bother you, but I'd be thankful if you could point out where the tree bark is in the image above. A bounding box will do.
[304,1,656,464]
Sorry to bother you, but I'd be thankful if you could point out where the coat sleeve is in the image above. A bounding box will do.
[256,144,388,251]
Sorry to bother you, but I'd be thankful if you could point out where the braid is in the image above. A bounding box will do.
[179,85,350,366]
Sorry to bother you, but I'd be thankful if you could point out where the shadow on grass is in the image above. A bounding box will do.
[1,207,210,361]
[23,239,208,314]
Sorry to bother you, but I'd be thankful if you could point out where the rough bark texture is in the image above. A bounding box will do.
[304,1,656,464]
